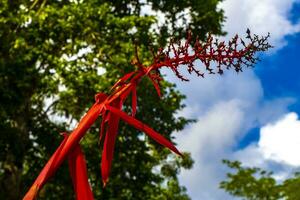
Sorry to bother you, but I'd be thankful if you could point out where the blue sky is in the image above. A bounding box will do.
[257,33,300,105]
[162,0,300,199]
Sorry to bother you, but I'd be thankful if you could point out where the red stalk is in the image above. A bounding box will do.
[23,133,69,200]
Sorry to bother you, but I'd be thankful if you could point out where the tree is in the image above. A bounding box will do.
[220,160,300,199]
[0,1,224,199]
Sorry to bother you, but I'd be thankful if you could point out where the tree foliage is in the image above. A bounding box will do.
[0,0,225,199]
[220,160,300,200]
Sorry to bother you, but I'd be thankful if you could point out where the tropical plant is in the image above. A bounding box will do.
[24,30,271,199]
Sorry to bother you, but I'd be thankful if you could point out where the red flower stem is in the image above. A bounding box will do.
[24,46,251,199]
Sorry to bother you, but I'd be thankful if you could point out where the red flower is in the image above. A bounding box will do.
[23,31,271,199]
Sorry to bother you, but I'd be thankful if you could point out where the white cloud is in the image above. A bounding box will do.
[177,100,245,199]
[164,68,263,114]
[169,68,293,199]
[219,0,300,49]
[178,100,244,155]
[231,112,300,185]
[259,112,300,166]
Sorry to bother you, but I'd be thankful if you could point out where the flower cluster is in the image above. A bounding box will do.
[23,30,271,200]
[148,29,271,82]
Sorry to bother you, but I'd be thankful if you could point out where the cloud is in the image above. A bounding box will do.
[172,68,293,199]
[175,97,293,199]
[164,68,263,114]
[219,0,300,49]
[176,100,245,199]
[231,112,300,184]
[259,112,300,166]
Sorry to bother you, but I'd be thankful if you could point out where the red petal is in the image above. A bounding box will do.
[111,71,136,91]
[101,100,121,186]
[105,105,182,156]
[68,144,94,200]
[131,84,137,117]
[23,134,69,200]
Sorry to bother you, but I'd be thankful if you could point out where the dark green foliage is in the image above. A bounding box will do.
[0,1,224,199]
[220,160,300,200]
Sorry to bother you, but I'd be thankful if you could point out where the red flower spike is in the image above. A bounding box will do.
[105,105,182,156]
[131,84,137,117]
[23,133,69,200]
[24,31,271,199]
[68,144,94,200]
[101,99,122,186]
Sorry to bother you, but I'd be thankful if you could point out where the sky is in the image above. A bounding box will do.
[160,0,300,199]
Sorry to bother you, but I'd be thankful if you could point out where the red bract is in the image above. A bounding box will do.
[23,31,271,199]
[105,105,182,156]
[101,99,122,186]
[68,144,94,200]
